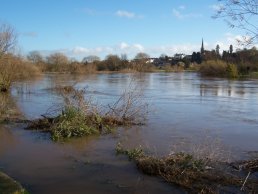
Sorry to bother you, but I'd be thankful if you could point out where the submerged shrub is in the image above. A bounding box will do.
[116,142,144,160]
[116,144,258,194]
[27,81,148,141]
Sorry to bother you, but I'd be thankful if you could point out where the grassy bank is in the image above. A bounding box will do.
[250,72,258,78]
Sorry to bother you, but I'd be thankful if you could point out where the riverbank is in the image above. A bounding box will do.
[0,171,28,194]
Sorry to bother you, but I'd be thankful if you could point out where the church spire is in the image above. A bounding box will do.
[201,38,204,54]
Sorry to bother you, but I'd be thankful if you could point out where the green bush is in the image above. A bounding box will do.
[226,63,239,78]
[200,60,238,78]
[51,107,100,141]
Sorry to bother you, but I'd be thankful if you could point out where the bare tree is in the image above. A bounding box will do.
[134,52,150,60]
[47,53,69,71]
[0,23,17,56]
[47,53,69,65]
[27,51,44,64]
[213,0,258,45]
[82,55,100,64]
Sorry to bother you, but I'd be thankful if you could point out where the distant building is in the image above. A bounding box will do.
[184,55,192,60]
[174,53,185,60]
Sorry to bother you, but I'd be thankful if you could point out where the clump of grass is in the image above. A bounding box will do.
[116,143,258,193]
[51,107,101,141]
[116,142,144,160]
[27,106,116,141]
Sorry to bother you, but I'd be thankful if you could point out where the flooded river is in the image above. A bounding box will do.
[0,72,258,193]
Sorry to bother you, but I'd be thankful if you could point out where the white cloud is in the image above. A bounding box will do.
[172,7,202,19]
[34,34,258,60]
[199,33,257,54]
[133,44,144,52]
[116,10,135,18]
[72,46,89,54]
[119,42,129,50]
[115,10,143,19]
[82,8,106,16]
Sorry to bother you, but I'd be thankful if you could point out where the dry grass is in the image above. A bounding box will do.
[116,142,258,194]
[169,131,232,166]
[136,153,243,194]
[106,79,148,125]
[0,54,40,92]
[0,93,22,122]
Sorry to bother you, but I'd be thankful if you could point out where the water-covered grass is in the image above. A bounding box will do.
[116,144,258,193]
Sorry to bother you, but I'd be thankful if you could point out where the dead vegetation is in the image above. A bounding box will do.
[0,93,23,123]
[27,80,148,141]
[116,143,258,194]
[0,54,40,92]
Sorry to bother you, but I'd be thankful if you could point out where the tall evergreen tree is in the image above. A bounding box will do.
[216,44,220,56]
[229,45,233,55]
[196,52,202,64]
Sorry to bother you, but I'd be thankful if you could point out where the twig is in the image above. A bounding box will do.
[241,171,251,191]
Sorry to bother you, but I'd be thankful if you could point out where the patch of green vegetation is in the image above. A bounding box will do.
[250,72,258,78]
[200,60,239,78]
[27,106,117,141]
[0,172,29,194]
[116,142,144,160]
[51,107,100,141]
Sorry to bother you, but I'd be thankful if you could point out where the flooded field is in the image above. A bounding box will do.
[0,72,258,193]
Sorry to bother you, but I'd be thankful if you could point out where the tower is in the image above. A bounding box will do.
[201,38,204,54]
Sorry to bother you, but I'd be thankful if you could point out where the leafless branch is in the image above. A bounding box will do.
[0,23,17,56]
[213,0,258,46]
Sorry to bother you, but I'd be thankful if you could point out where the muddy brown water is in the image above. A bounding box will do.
[0,72,258,194]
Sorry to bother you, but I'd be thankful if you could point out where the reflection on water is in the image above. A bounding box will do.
[0,72,258,193]
[0,126,19,157]
[0,92,21,120]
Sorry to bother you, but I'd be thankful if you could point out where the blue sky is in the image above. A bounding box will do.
[0,0,245,59]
